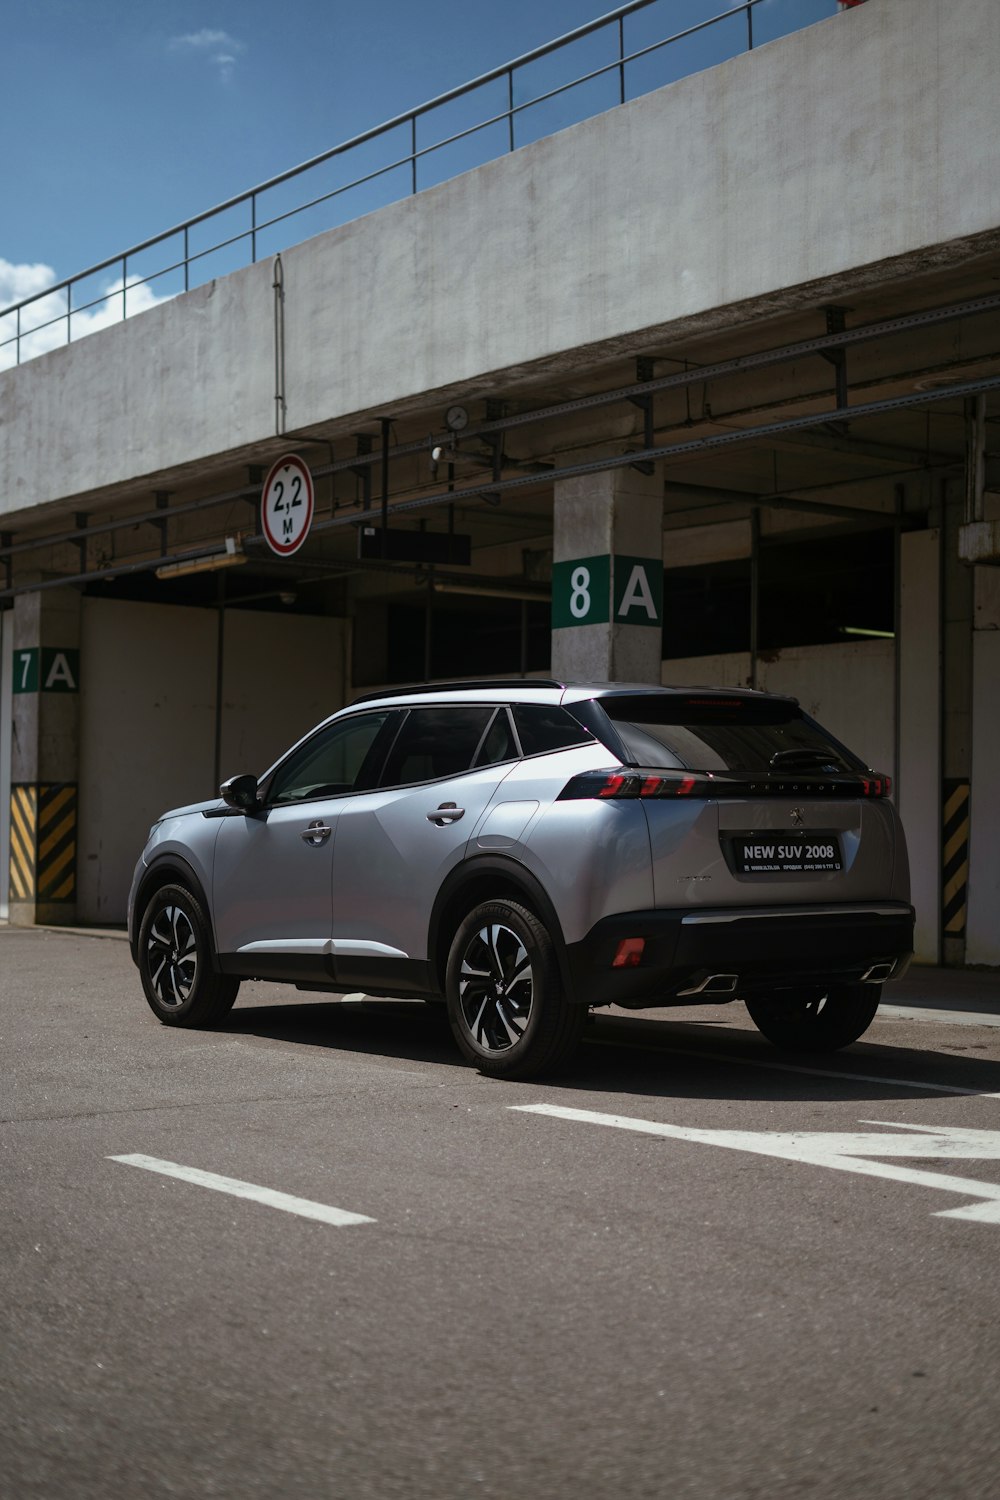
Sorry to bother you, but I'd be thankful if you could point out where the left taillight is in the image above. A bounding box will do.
[557,770,705,800]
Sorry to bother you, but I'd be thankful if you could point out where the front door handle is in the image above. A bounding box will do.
[301,821,332,845]
[427,803,465,826]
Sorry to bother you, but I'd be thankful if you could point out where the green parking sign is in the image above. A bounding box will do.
[552,555,662,630]
[12,647,80,694]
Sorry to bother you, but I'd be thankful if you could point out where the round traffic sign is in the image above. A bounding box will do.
[261,455,314,557]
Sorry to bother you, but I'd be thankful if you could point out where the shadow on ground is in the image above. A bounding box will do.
[217,994,1000,1104]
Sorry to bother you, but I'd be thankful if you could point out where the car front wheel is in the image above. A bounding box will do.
[744,983,881,1052]
[445,899,584,1079]
[138,883,239,1027]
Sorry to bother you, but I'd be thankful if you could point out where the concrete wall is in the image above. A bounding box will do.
[3,0,998,519]
[77,599,348,923]
[662,638,895,776]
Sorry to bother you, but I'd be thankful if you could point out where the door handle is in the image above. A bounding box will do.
[301,821,332,845]
[427,803,465,826]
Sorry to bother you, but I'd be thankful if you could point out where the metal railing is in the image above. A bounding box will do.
[0,0,840,370]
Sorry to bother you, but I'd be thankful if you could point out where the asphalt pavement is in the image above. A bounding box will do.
[3,925,1000,1500]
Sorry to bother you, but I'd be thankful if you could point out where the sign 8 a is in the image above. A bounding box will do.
[552,554,662,630]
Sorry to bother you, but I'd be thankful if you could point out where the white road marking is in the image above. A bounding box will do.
[879,1004,1000,1028]
[108,1154,375,1227]
[510,1104,1000,1224]
[589,1032,1000,1099]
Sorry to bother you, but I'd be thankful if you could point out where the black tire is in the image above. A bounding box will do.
[745,983,881,1053]
[445,899,584,1080]
[137,883,239,1028]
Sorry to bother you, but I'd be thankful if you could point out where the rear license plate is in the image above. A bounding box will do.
[734,834,843,874]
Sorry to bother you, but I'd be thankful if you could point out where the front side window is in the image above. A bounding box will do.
[268,712,392,804]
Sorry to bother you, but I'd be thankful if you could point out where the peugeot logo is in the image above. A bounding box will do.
[790,807,805,826]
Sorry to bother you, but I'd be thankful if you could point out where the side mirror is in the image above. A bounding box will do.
[220,774,261,813]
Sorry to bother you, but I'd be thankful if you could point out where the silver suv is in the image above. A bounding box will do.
[129,680,913,1078]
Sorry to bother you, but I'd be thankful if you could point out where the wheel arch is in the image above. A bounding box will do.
[131,856,217,967]
[428,855,573,999]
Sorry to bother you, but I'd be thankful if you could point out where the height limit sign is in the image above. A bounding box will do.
[261,455,314,556]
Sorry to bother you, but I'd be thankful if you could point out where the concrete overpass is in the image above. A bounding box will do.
[2,0,999,967]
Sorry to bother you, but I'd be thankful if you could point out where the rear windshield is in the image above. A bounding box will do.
[599,694,864,774]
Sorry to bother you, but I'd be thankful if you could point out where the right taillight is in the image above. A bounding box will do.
[861,774,892,797]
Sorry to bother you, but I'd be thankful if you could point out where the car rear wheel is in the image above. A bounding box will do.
[744,983,881,1052]
[445,899,584,1079]
[138,883,239,1027]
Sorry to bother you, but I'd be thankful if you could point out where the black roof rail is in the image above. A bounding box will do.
[350,678,564,705]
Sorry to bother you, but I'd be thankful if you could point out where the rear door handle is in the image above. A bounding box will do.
[427,803,465,826]
[301,821,332,845]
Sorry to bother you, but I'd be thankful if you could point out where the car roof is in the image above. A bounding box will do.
[349,679,797,710]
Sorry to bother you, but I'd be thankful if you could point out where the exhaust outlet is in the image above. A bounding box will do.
[677,973,739,997]
[860,961,895,984]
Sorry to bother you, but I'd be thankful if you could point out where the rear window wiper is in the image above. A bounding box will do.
[768,748,841,770]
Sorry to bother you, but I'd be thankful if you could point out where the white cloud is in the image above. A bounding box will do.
[169,27,246,83]
[0,258,174,372]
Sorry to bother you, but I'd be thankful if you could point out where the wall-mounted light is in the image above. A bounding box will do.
[432,582,550,602]
[155,536,248,580]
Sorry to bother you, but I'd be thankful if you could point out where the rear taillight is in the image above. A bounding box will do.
[557,769,895,800]
[559,770,708,800]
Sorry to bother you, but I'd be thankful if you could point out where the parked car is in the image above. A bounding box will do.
[128,679,913,1078]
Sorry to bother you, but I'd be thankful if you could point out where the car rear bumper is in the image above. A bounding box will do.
[565,901,915,1009]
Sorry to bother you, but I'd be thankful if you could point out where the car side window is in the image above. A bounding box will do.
[379,707,495,787]
[512,703,595,756]
[267,712,391,804]
[474,708,518,768]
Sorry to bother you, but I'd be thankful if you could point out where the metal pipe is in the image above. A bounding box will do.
[750,507,760,690]
[964,394,987,524]
[213,574,226,793]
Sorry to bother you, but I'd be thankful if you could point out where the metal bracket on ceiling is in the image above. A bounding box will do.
[1,534,11,594]
[247,468,265,525]
[154,491,171,552]
[349,435,373,510]
[820,306,850,434]
[74,514,89,575]
[627,357,656,474]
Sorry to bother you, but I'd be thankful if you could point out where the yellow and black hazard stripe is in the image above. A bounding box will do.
[942,779,970,937]
[9,783,77,905]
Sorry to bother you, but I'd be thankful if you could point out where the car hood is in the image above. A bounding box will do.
[158,796,226,821]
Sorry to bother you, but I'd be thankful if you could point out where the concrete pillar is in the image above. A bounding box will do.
[8,588,81,925]
[940,477,975,967]
[966,567,1000,966]
[550,465,663,683]
[898,529,941,964]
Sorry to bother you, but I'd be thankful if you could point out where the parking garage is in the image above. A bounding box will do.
[2,0,999,966]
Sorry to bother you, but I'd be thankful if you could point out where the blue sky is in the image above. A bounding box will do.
[1,0,840,354]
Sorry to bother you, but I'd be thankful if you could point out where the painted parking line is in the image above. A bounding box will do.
[108,1154,375,1227]
[509,1104,1000,1224]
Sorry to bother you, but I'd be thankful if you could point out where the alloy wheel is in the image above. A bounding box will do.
[458,922,534,1051]
[146,904,199,1008]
